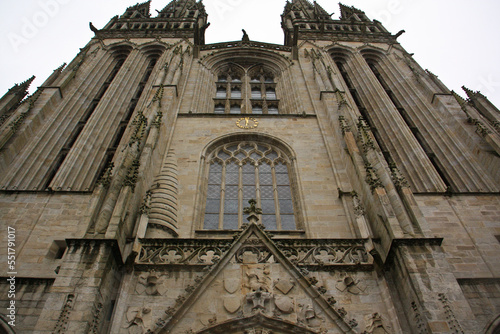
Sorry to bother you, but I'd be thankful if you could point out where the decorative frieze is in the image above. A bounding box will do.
[136,238,371,271]
[148,84,164,109]
[129,110,148,147]
[53,294,75,333]
[139,190,152,215]
[339,115,351,135]
[136,239,232,266]
[352,191,366,217]
[275,239,372,269]
[411,301,429,334]
[467,117,491,137]
[438,293,465,334]
[364,162,383,191]
[389,162,410,189]
[88,302,104,334]
[123,158,141,191]
[97,162,114,188]
[357,116,375,152]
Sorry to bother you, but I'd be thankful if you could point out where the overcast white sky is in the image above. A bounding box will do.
[1,0,499,107]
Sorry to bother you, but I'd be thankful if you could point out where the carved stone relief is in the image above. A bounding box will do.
[244,265,271,292]
[274,278,295,295]
[298,304,324,328]
[246,290,273,311]
[53,293,75,334]
[274,295,294,314]
[363,312,390,334]
[125,307,152,334]
[136,270,167,295]
[335,273,366,295]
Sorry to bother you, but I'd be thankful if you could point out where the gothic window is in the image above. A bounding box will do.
[214,65,279,114]
[203,141,297,231]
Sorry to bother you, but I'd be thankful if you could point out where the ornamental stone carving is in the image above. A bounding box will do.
[246,290,273,311]
[125,307,152,334]
[363,312,390,334]
[274,278,295,295]
[335,274,366,295]
[136,270,167,295]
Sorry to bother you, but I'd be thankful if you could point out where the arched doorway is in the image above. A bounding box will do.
[485,314,500,334]
[0,314,15,334]
[195,313,318,334]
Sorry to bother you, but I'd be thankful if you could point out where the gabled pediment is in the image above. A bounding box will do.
[142,223,358,333]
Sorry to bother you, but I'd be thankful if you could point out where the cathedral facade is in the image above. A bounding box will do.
[1,1,500,333]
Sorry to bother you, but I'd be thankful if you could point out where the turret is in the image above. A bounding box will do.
[96,0,208,45]
[281,1,395,47]
[0,75,35,125]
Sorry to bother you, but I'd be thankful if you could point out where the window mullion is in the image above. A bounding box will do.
[219,163,227,230]
[271,164,282,230]
[255,163,261,221]
[244,72,250,114]
[261,80,267,114]
[238,163,243,228]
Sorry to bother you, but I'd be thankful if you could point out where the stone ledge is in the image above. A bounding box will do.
[0,277,54,285]
[64,238,124,266]
[457,277,500,285]
[382,237,444,266]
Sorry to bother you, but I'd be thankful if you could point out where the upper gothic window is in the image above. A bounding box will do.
[214,65,279,114]
[203,141,297,231]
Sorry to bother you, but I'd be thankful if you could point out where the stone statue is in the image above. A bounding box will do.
[242,29,250,42]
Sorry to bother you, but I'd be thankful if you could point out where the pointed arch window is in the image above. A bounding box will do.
[213,65,280,114]
[203,141,298,231]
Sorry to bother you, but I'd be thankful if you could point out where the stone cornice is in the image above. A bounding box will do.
[200,40,292,53]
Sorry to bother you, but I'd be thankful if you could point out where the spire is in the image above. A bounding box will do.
[339,3,370,21]
[283,0,332,20]
[158,0,205,18]
[451,90,467,107]
[282,1,391,47]
[0,75,35,125]
[120,1,151,19]
[8,75,35,97]
[98,0,208,45]
[313,1,332,19]
[462,86,487,101]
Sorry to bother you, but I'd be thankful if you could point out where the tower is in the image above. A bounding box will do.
[0,1,499,333]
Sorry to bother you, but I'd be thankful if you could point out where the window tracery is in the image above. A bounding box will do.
[214,65,279,114]
[203,141,296,230]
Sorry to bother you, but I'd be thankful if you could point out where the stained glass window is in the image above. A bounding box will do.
[203,141,296,230]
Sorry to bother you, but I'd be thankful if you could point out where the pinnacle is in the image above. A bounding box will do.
[122,1,151,18]
[339,2,365,13]
[9,75,35,95]
[21,75,36,87]
[462,86,487,100]
[451,90,467,106]
[339,2,366,20]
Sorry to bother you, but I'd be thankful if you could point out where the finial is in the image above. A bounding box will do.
[243,199,262,224]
